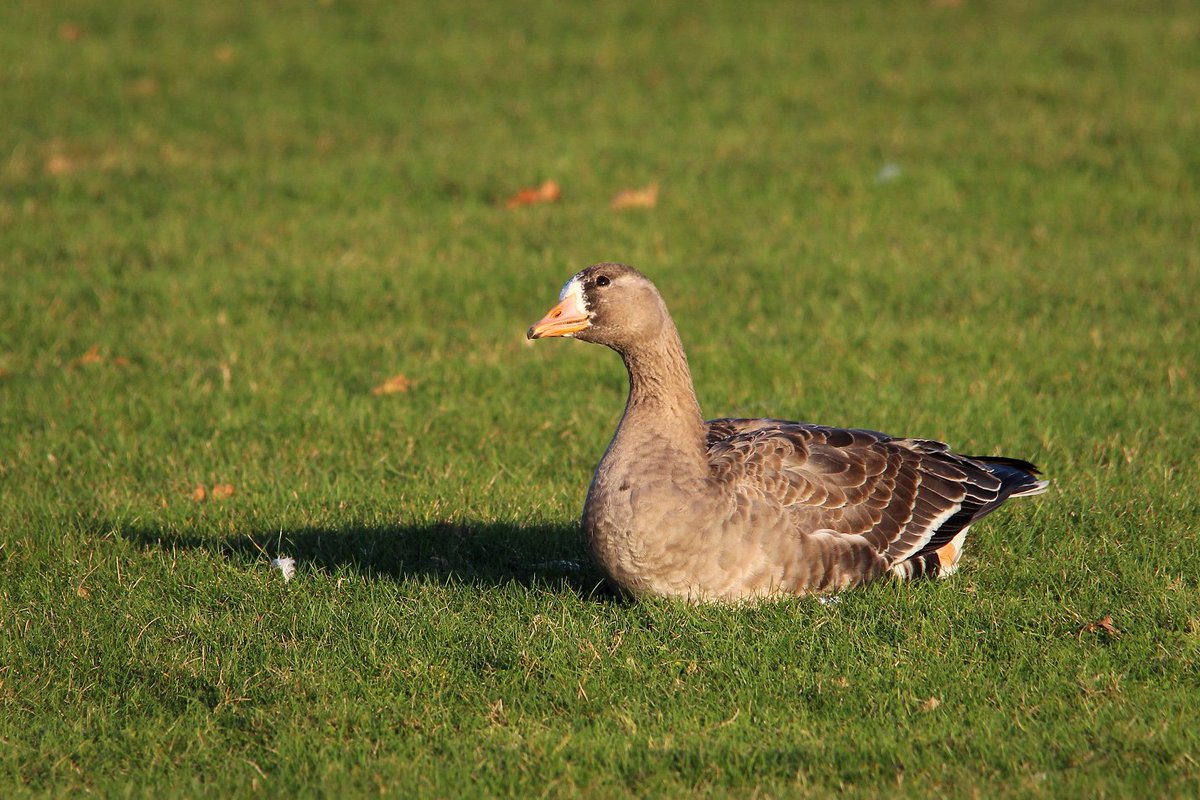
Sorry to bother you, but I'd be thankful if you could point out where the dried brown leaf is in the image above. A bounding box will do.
[1077,614,1121,638]
[504,180,561,209]
[920,696,941,712]
[67,345,105,369]
[59,23,84,42]
[611,182,660,210]
[127,77,160,98]
[488,698,508,726]
[191,484,208,503]
[372,373,412,395]
[214,45,236,64]
[67,346,132,370]
[211,483,235,500]
[46,154,75,176]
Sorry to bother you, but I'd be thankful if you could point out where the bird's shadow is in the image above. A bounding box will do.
[123,518,622,601]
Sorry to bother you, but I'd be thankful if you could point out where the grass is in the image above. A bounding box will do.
[2,0,1199,796]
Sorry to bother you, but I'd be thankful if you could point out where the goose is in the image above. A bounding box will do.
[527,263,1047,603]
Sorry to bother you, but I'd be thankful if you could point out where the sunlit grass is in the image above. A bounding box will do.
[2,0,1199,796]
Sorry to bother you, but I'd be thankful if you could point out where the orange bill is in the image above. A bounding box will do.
[527,285,590,339]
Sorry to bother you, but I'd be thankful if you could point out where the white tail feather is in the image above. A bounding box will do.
[1011,479,1050,498]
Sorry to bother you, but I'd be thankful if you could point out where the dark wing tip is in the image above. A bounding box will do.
[968,455,1042,476]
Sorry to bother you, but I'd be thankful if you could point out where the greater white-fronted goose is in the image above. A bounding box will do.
[528,263,1047,603]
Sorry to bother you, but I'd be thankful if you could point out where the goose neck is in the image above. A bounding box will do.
[617,327,706,453]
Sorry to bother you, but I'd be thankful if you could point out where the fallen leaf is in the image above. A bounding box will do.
[504,179,561,209]
[59,22,84,42]
[67,346,132,370]
[921,696,941,712]
[214,44,236,64]
[487,698,508,726]
[191,484,207,503]
[46,154,75,176]
[127,76,160,97]
[372,373,411,395]
[1077,614,1121,638]
[68,345,105,368]
[611,182,659,210]
[211,483,235,500]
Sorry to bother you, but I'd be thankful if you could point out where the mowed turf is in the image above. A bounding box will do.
[2,0,1199,796]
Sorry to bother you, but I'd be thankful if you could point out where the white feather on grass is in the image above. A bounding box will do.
[271,557,297,582]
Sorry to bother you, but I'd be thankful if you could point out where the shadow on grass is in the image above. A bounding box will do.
[122,519,621,601]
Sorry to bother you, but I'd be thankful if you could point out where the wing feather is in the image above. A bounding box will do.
[704,418,1039,571]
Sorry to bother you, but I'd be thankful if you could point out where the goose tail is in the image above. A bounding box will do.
[891,455,1047,582]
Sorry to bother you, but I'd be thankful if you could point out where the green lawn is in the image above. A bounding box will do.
[3,0,1199,796]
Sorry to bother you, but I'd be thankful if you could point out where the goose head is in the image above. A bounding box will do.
[527,263,669,351]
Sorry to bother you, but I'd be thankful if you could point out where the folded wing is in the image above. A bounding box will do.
[705,419,1044,574]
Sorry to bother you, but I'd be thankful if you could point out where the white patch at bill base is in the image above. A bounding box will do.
[554,276,590,337]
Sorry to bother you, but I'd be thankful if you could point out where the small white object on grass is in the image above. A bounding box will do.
[817,594,842,606]
[271,557,297,582]
[874,162,902,183]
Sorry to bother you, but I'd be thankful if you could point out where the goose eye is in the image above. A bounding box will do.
[596,275,610,287]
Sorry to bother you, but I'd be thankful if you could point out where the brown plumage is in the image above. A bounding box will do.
[528,263,1047,602]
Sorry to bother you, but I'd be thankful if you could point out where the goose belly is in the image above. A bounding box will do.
[583,478,806,601]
